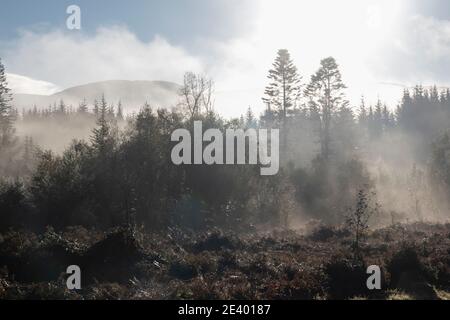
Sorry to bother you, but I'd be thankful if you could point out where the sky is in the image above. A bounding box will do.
[1,0,450,118]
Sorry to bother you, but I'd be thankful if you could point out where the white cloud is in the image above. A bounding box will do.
[2,1,450,118]
[6,73,60,95]
[2,26,203,89]
[210,1,450,116]
[370,14,450,86]
[207,0,408,116]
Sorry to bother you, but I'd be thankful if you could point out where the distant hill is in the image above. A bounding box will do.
[12,80,181,114]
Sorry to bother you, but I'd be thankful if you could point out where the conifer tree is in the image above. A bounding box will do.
[108,103,115,119]
[305,57,347,160]
[381,104,393,131]
[358,96,368,126]
[373,99,383,138]
[245,107,257,128]
[91,94,113,155]
[77,98,88,114]
[263,49,301,162]
[93,99,99,117]
[117,100,124,121]
[0,59,15,148]
[58,99,66,115]
[262,49,302,121]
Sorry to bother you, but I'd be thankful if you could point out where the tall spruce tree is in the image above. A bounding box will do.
[372,99,383,138]
[245,107,257,128]
[91,94,113,155]
[358,97,368,125]
[304,57,347,160]
[93,99,99,117]
[263,49,301,162]
[77,98,88,114]
[58,99,66,115]
[0,59,15,148]
[263,49,301,121]
[117,100,124,121]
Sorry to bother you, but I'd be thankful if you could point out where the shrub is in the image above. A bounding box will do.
[324,256,368,299]
[81,227,145,283]
[169,260,198,280]
[308,226,337,242]
[386,246,425,287]
[0,181,33,231]
[193,230,237,252]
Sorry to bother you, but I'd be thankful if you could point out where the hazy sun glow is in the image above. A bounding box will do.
[256,0,404,50]
[214,0,407,115]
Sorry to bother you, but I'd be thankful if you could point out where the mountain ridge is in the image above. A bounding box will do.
[12,80,181,114]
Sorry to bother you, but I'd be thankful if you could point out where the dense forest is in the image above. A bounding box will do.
[2,51,450,232]
[1,50,450,299]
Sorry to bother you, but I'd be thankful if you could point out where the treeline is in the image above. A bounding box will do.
[19,94,127,155]
[21,96,124,122]
[1,51,450,233]
[1,107,284,231]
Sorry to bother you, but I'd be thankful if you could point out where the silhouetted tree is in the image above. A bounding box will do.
[346,188,379,261]
[91,94,115,156]
[305,57,347,160]
[179,72,214,118]
[77,98,88,114]
[117,100,124,121]
[263,49,301,118]
[263,49,301,160]
[0,59,15,148]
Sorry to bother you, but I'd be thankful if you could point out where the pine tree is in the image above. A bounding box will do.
[108,103,115,119]
[91,94,113,155]
[98,95,108,117]
[263,49,301,121]
[32,105,38,118]
[346,188,379,261]
[430,85,439,103]
[373,99,383,138]
[22,136,36,173]
[77,98,88,114]
[305,57,347,160]
[93,99,99,117]
[0,59,15,148]
[58,99,66,115]
[245,107,256,128]
[260,106,276,128]
[263,49,301,162]
[358,96,368,128]
[334,104,357,158]
[117,100,124,121]
[381,104,392,131]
